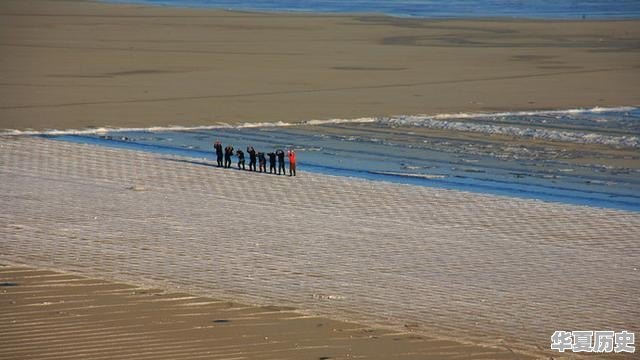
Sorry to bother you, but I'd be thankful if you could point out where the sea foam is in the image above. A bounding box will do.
[2,107,637,148]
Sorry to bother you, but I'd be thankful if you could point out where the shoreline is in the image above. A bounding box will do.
[27,124,640,213]
[1,0,639,131]
[2,104,636,134]
[97,0,640,21]
[4,105,639,212]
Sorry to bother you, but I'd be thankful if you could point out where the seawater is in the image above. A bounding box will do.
[42,108,640,212]
[103,0,640,19]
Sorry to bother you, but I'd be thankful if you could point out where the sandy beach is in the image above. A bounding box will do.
[1,0,639,131]
[2,137,639,358]
[2,1,639,358]
[1,266,530,360]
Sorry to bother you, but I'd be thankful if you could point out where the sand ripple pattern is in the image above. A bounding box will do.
[1,137,638,352]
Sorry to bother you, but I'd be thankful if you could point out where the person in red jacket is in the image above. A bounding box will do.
[288,149,296,176]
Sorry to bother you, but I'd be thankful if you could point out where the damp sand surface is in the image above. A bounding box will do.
[2,137,639,358]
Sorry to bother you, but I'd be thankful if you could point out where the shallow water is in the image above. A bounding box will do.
[45,108,640,211]
[104,0,640,19]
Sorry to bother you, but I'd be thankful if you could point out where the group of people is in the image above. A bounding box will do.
[214,141,296,176]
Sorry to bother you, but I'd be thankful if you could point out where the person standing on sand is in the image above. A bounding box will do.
[236,149,245,170]
[288,149,296,176]
[224,145,234,168]
[247,146,257,171]
[257,151,267,173]
[267,152,277,174]
[276,149,285,175]
[214,141,223,167]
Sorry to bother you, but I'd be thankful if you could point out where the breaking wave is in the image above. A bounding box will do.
[378,117,640,148]
[423,106,637,120]
[375,106,639,148]
[2,106,637,148]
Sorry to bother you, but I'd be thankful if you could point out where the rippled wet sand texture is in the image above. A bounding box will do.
[2,266,532,360]
[1,137,638,357]
[1,0,639,130]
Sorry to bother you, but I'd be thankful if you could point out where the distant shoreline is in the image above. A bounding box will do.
[98,0,640,21]
[1,0,638,131]
[2,105,637,136]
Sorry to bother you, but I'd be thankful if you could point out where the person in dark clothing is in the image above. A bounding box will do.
[276,149,285,175]
[247,146,257,171]
[224,145,234,168]
[236,149,245,170]
[214,141,223,167]
[257,152,266,173]
[267,152,277,174]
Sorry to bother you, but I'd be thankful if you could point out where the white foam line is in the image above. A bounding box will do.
[424,106,637,120]
[0,118,378,136]
[0,106,635,136]
[301,117,377,126]
[0,123,284,136]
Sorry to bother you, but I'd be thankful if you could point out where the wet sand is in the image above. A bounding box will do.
[0,266,531,360]
[2,137,639,358]
[1,0,639,131]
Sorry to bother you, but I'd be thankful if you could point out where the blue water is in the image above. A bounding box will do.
[104,0,640,19]
[42,108,640,211]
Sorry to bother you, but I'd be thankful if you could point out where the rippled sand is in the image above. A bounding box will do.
[3,266,531,360]
[1,137,638,356]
